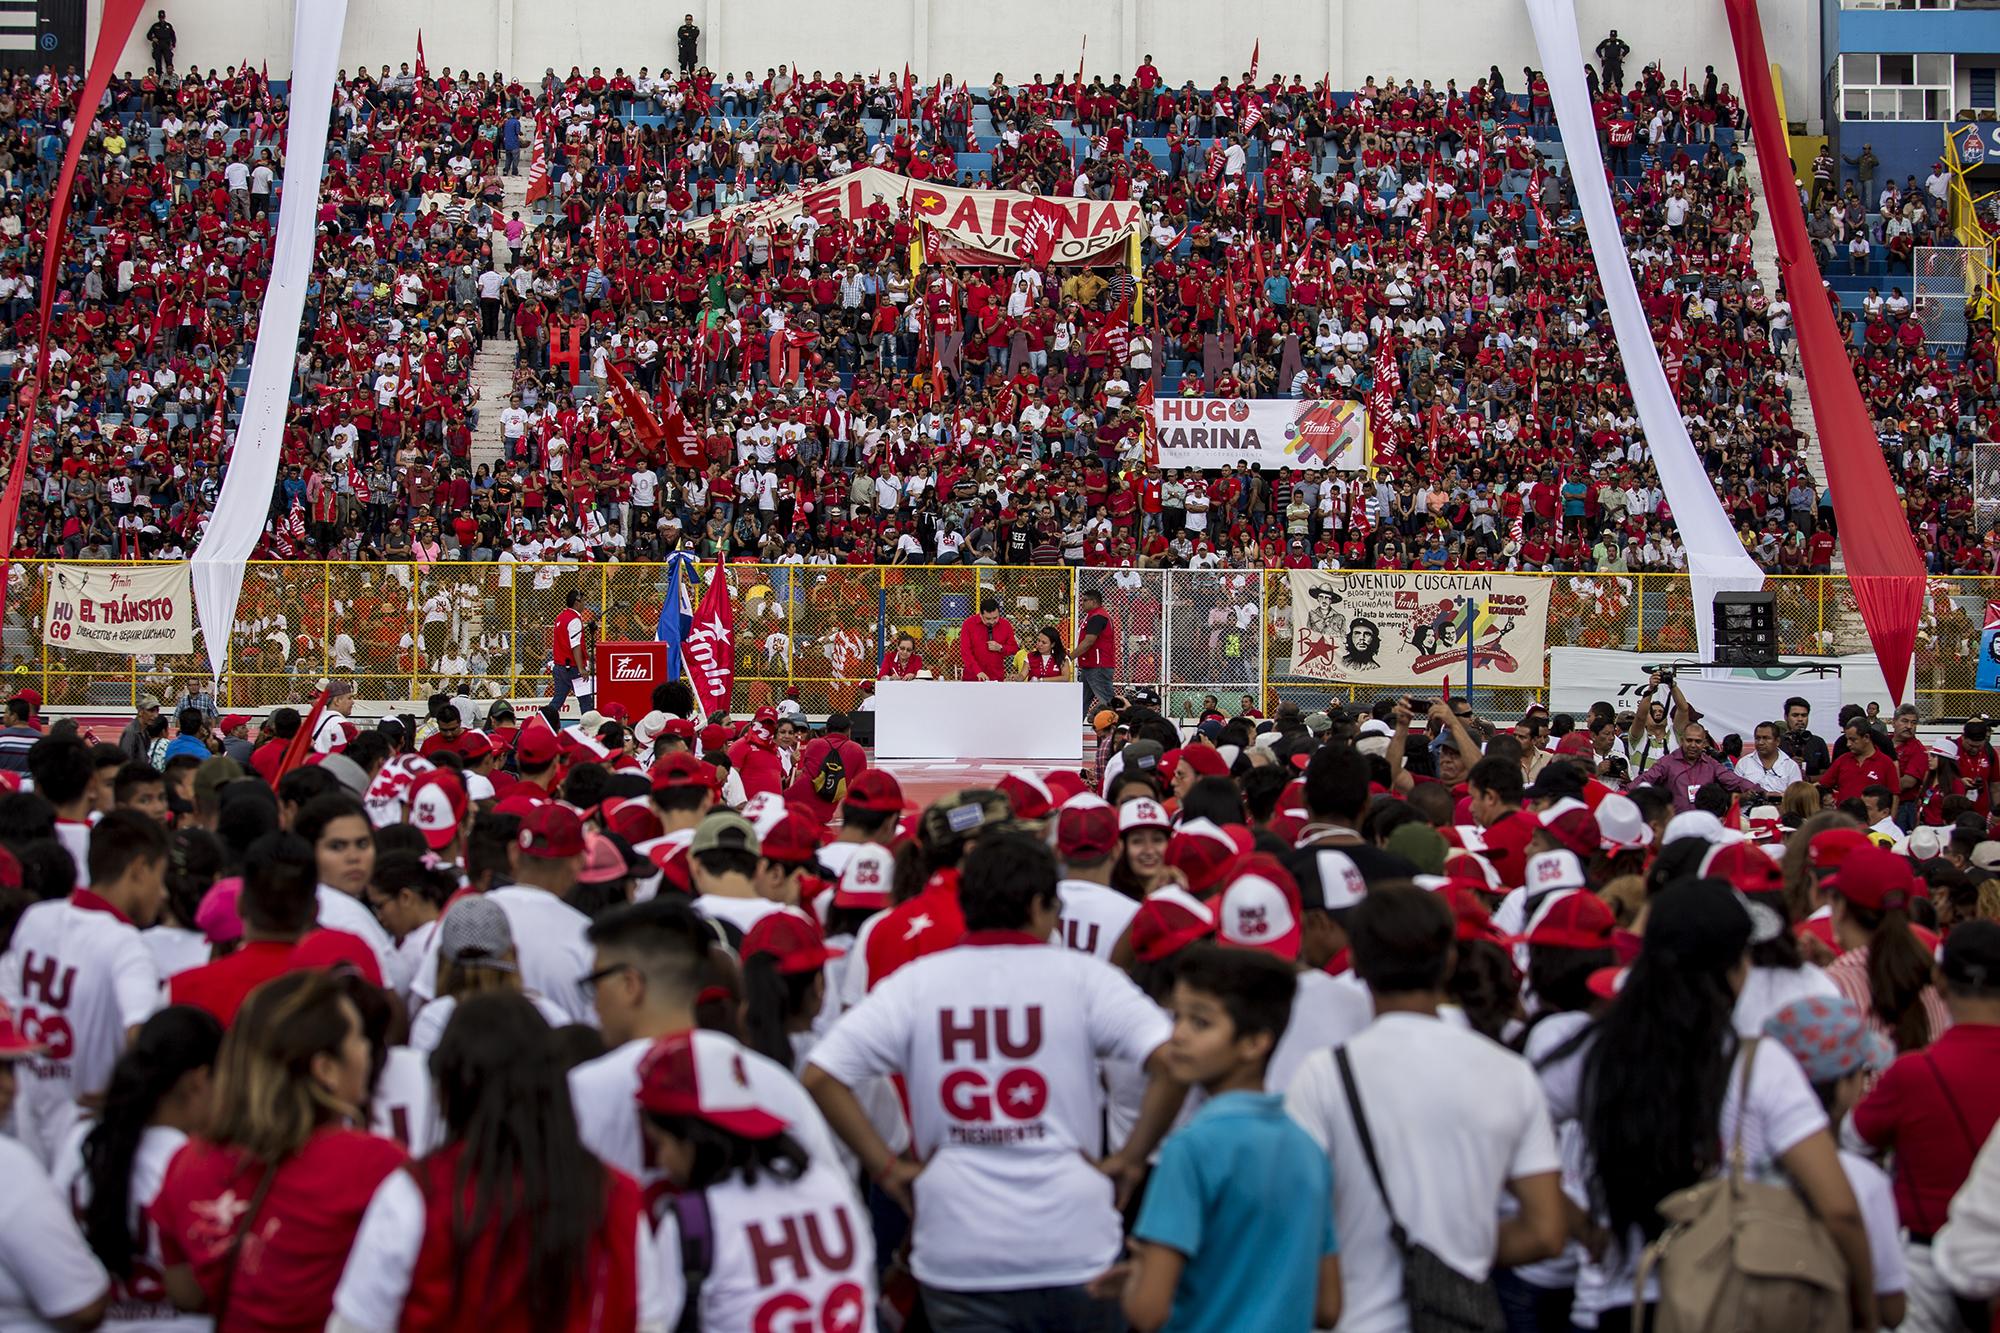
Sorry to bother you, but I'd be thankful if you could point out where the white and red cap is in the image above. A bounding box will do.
[1215,854,1302,961]
[1308,848,1368,911]
[635,1030,789,1138]
[996,771,1056,821]
[833,842,895,911]
[1594,792,1652,852]
[1118,798,1171,835]
[1056,796,1119,862]
[407,770,468,851]
[1129,885,1218,962]
[1525,849,1588,894]
[1168,818,1252,895]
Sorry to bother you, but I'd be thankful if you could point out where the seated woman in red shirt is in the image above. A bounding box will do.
[1018,624,1070,681]
[329,992,652,1332]
[152,968,405,1332]
[879,631,926,680]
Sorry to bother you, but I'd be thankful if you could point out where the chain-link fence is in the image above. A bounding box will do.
[1915,246,1973,348]
[14,562,2000,719]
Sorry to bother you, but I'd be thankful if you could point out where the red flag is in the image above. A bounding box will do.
[1073,35,1087,119]
[524,139,550,205]
[604,360,664,445]
[0,0,145,625]
[1368,336,1403,472]
[1248,39,1260,85]
[414,29,427,81]
[662,395,702,470]
[1319,71,1332,117]
[276,686,332,779]
[682,561,736,718]
[1662,306,1688,394]
[900,63,913,123]
[1242,98,1265,133]
[1014,197,1065,267]
[206,381,228,460]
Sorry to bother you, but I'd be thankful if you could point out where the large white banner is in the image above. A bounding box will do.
[45,563,194,656]
[1149,397,1368,471]
[190,0,348,682]
[1547,648,1873,738]
[1288,571,1550,686]
[1523,0,1765,662]
[687,166,1143,266]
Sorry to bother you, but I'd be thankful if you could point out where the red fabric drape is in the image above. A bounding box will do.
[0,0,148,621]
[1723,0,1925,702]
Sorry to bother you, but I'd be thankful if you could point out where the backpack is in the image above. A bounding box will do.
[1633,1039,1849,1333]
[811,741,850,804]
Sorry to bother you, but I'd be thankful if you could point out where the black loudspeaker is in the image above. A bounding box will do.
[1714,592,1779,666]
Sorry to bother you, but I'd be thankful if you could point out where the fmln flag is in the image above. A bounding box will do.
[1979,602,2000,692]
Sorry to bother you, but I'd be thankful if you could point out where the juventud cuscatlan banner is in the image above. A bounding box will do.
[45,563,194,656]
[1147,397,1369,471]
[1287,571,1551,687]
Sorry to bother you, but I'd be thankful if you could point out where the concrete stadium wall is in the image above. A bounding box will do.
[95,0,1827,126]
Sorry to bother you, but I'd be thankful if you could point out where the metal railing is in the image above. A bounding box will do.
[11,561,1997,719]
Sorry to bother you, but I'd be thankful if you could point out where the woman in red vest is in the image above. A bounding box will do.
[328,992,651,1332]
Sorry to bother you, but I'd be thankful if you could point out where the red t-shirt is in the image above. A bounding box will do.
[1852,1024,2000,1232]
[168,933,382,1025]
[863,871,964,988]
[151,1127,408,1332]
[1819,749,1901,805]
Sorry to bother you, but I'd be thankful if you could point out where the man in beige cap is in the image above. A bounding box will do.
[118,692,163,760]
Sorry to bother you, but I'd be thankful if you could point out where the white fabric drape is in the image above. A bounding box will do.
[191,0,349,683]
[1522,0,1764,664]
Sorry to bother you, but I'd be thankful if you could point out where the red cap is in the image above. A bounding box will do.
[1056,799,1119,861]
[754,705,779,724]
[650,752,716,793]
[578,833,630,885]
[218,713,250,732]
[1539,803,1602,862]
[602,797,665,846]
[515,715,562,768]
[760,813,825,866]
[635,1031,789,1138]
[1555,732,1593,757]
[833,843,895,910]
[645,831,696,893]
[1129,886,1217,962]
[996,771,1056,820]
[1177,745,1230,780]
[1215,854,1302,960]
[1824,846,1919,914]
[1701,841,1784,897]
[456,729,494,761]
[1446,885,1510,949]
[1167,819,1251,895]
[516,804,586,859]
[407,770,468,851]
[743,910,835,975]
[661,717,698,741]
[843,769,905,814]
[1809,826,1872,870]
[1522,890,1617,951]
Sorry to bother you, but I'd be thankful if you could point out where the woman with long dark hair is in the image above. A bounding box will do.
[739,910,831,1071]
[1541,879,1877,1332]
[1824,846,1950,1055]
[151,968,406,1329]
[639,1029,875,1331]
[330,992,656,1332]
[52,1004,222,1330]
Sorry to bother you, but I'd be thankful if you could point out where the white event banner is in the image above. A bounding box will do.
[45,563,194,655]
[1147,397,1369,471]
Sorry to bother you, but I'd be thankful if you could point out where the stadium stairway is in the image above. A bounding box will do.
[469,124,539,473]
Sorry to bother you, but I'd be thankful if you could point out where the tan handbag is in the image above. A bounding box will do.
[1634,1038,1849,1333]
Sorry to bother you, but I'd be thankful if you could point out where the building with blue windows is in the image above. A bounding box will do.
[1823,0,2000,188]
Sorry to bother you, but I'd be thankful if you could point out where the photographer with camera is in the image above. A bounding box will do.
[1624,670,1686,774]
[1781,695,1833,780]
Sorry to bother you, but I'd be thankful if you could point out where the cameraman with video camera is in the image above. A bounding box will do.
[1779,694,1833,780]
[1625,669,1686,774]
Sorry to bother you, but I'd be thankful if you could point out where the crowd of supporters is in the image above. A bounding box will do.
[6,37,1994,588]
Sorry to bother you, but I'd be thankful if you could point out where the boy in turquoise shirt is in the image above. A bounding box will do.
[1118,945,1342,1332]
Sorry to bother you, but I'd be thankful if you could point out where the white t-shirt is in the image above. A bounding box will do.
[694,894,788,939]
[649,1159,874,1333]
[807,937,1172,1291]
[49,1123,204,1330]
[1538,1032,1829,1320]
[1284,1012,1562,1333]
[0,895,162,1166]
[330,1165,667,1332]
[405,991,573,1055]
[1052,880,1140,963]
[316,884,400,987]
[1841,1148,1908,1297]
[1732,963,1840,1038]
[0,1134,109,1329]
[1267,969,1376,1095]
[367,1045,441,1156]
[568,1036,842,1184]
[142,925,210,983]
[407,887,595,1024]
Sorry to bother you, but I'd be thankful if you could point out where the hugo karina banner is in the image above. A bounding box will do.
[1149,397,1368,471]
[46,563,195,655]
[1287,571,1550,686]
[688,167,1142,266]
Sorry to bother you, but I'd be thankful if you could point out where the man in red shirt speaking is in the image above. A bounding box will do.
[545,590,598,723]
[1820,715,1902,806]
[1074,586,1119,719]
[959,598,1019,681]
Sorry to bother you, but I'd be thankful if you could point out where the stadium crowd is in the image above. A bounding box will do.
[4,32,1993,588]
[7,667,2000,1330]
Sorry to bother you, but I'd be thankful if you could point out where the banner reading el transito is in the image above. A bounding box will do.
[1148,397,1369,471]
[45,562,195,655]
[1287,570,1550,687]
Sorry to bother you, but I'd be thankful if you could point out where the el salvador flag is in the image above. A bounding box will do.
[657,552,701,679]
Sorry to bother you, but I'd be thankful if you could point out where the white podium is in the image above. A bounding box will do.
[873,681,1083,762]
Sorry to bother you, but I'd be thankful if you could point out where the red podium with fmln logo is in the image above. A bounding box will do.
[595,641,668,721]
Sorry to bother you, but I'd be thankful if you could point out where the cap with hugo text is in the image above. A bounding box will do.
[1118,798,1171,835]
[833,842,895,911]
[1215,854,1302,960]
[407,770,468,851]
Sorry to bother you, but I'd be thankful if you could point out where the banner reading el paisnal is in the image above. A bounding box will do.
[1148,397,1368,471]
[1286,571,1550,687]
[45,563,195,655]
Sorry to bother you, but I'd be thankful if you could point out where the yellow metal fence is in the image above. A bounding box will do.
[10,562,1993,717]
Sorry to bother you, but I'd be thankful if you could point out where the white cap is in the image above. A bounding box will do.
[1313,849,1367,911]
[1119,798,1171,834]
[1526,850,1588,893]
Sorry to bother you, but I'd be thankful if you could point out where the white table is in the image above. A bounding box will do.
[873,680,1084,761]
